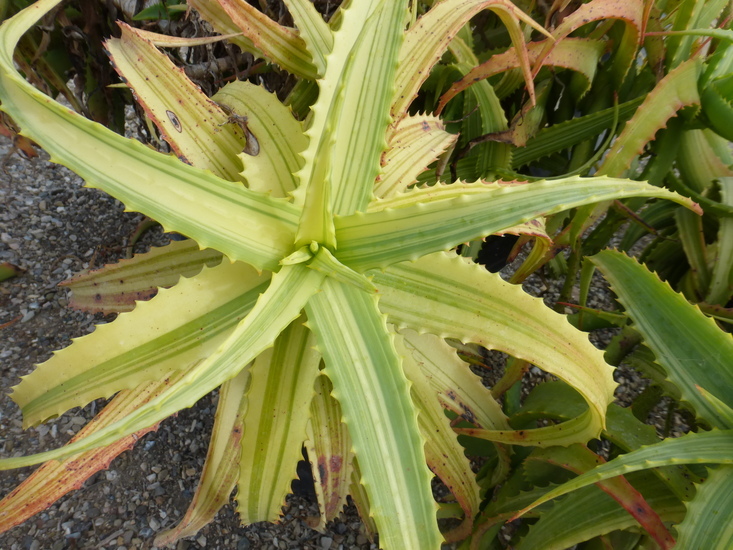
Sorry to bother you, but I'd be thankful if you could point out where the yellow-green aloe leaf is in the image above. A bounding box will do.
[305,374,354,530]
[598,58,702,177]
[395,330,481,543]
[514,474,685,550]
[296,0,408,232]
[208,0,318,79]
[337,178,699,271]
[372,253,616,447]
[305,278,443,549]
[393,0,552,122]
[375,114,458,199]
[0,263,324,469]
[514,430,733,519]
[399,330,510,431]
[106,23,247,181]
[212,80,308,198]
[589,250,733,429]
[236,319,321,524]
[348,459,378,538]
[0,0,299,272]
[437,38,605,114]
[62,240,224,313]
[0,373,185,534]
[282,0,332,75]
[13,260,269,428]
[675,465,733,548]
[154,369,249,546]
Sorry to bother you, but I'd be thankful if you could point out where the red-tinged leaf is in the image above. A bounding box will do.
[0,373,186,534]
[61,240,223,314]
[437,38,604,114]
[526,444,676,549]
[535,0,644,85]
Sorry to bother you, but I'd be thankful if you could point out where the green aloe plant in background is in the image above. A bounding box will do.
[0,0,719,548]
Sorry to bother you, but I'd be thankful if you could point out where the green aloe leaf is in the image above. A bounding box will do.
[515,430,733,518]
[674,465,733,548]
[305,278,442,549]
[373,253,616,447]
[336,177,698,271]
[589,250,733,428]
[514,473,684,550]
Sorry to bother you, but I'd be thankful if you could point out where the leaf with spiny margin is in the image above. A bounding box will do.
[437,38,605,114]
[0,0,299,272]
[282,0,332,75]
[118,27,244,48]
[516,383,699,501]
[706,177,733,305]
[212,81,307,198]
[0,263,324,470]
[399,329,510,431]
[598,59,701,177]
[675,465,733,548]
[375,114,458,198]
[302,0,407,222]
[372,252,616,447]
[292,0,383,243]
[0,373,186,535]
[514,473,684,550]
[392,0,552,123]
[337,177,699,271]
[13,260,268,428]
[395,330,481,543]
[305,374,353,531]
[305,278,443,549]
[512,96,645,169]
[62,240,223,314]
[524,445,675,548]
[536,0,643,86]
[514,430,733,519]
[213,0,318,79]
[235,319,321,524]
[155,369,248,546]
[590,250,733,429]
[106,23,246,181]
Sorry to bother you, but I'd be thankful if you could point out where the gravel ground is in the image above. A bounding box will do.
[0,132,658,549]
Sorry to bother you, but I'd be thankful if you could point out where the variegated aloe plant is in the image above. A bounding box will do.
[0,0,700,547]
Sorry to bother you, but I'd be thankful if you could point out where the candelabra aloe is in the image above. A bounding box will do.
[0,0,700,547]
